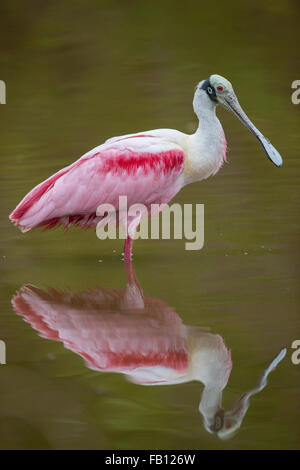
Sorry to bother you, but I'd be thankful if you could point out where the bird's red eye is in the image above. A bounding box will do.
[217,86,223,92]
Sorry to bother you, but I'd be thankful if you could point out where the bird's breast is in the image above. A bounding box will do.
[182,125,227,185]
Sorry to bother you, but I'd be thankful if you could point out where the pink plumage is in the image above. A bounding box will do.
[10,134,185,235]
[11,260,232,388]
[12,283,189,382]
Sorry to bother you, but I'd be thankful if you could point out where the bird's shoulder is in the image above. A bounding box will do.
[103,128,188,151]
[72,129,188,170]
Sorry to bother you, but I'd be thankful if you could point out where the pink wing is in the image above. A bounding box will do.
[12,284,189,377]
[9,134,185,231]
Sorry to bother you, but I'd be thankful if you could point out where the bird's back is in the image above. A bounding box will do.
[9,131,187,232]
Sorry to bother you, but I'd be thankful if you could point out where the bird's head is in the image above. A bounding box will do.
[195,74,283,167]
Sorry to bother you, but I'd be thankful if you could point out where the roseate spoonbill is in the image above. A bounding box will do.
[12,262,286,438]
[9,74,283,259]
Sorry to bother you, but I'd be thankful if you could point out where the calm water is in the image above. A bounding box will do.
[0,0,299,450]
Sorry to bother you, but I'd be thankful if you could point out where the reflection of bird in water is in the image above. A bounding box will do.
[12,263,286,439]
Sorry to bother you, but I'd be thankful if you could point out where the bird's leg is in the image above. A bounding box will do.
[123,236,134,261]
[124,259,141,289]
[122,260,144,309]
[123,212,142,261]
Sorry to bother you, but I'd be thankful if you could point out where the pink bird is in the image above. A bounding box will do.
[9,74,283,259]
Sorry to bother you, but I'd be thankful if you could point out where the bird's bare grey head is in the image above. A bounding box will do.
[194,74,283,167]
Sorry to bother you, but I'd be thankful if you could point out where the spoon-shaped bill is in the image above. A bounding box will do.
[223,94,283,167]
[217,347,287,440]
[256,134,283,167]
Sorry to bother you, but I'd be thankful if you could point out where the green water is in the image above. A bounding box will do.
[0,0,299,450]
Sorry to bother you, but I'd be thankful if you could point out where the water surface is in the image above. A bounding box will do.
[0,0,299,450]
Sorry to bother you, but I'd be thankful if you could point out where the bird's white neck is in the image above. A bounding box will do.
[180,91,226,184]
[193,89,218,130]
